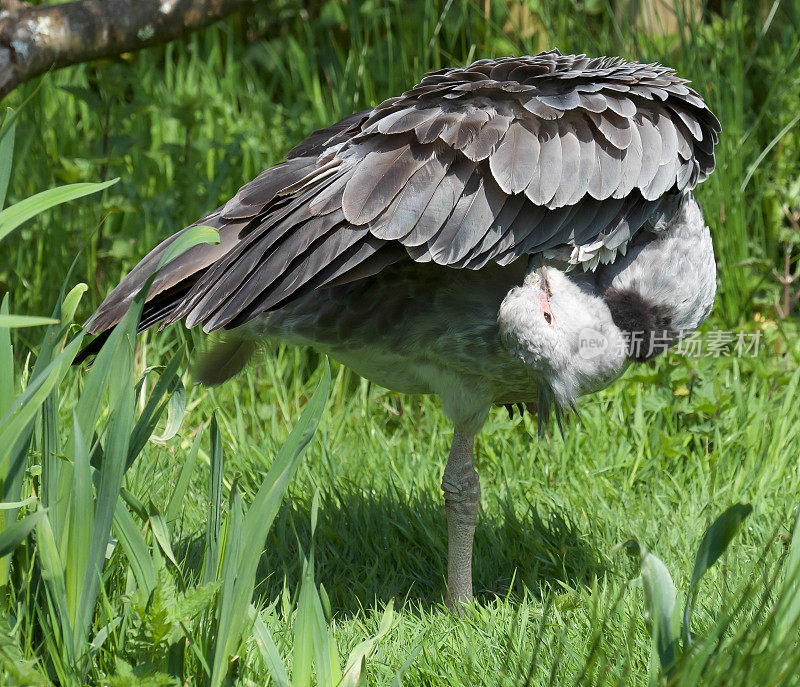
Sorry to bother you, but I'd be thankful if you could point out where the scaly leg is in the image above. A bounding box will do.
[441,431,480,608]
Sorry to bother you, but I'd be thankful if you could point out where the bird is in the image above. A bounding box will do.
[81,50,720,607]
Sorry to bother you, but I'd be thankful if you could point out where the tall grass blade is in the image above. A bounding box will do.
[112,501,157,594]
[682,503,753,646]
[341,600,395,687]
[75,286,140,642]
[0,108,14,211]
[35,508,74,664]
[0,509,43,557]
[65,414,93,635]
[0,333,83,466]
[249,605,291,687]
[214,359,330,685]
[772,507,800,647]
[210,482,244,687]
[126,352,185,467]
[0,315,58,328]
[631,540,678,676]
[157,226,220,270]
[165,426,203,523]
[0,295,12,418]
[203,414,223,586]
[0,179,118,243]
[292,555,315,687]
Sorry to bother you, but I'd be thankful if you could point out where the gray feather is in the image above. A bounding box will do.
[460,113,513,161]
[525,119,561,205]
[368,147,453,240]
[549,119,581,208]
[587,109,632,149]
[614,121,643,199]
[654,110,679,165]
[342,139,428,225]
[634,113,662,189]
[489,122,541,194]
[428,173,506,264]
[401,156,476,246]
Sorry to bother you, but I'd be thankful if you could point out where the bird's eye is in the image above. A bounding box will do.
[543,311,552,325]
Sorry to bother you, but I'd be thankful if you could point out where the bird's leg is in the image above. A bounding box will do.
[441,431,480,609]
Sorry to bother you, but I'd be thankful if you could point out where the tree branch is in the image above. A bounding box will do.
[0,0,254,100]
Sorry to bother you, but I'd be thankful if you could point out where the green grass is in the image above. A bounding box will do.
[1,0,800,684]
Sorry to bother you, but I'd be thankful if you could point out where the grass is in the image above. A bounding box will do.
[1,0,800,684]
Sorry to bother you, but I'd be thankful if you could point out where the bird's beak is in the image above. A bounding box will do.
[523,266,549,292]
[522,266,552,311]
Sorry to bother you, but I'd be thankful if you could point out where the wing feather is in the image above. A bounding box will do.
[83,51,721,340]
[341,138,428,224]
[428,172,507,264]
[525,119,561,205]
[401,156,476,246]
[460,113,513,161]
[549,119,581,208]
[489,121,541,194]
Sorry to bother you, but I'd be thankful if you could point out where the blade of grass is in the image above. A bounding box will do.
[0,509,44,557]
[203,414,223,586]
[682,503,753,647]
[214,360,330,684]
[248,605,291,687]
[112,501,156,594]
[0,315,59,328]
[65,414,93,635]
[0,179,118,243]
[0,108,14,210]
[165,426,203,523]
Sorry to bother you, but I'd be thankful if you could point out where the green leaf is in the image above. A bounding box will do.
[389,643,422,687]
[149,378,185,443]
[113,502,156,594]
[0,315,59,328]
[772,507,800,647]
[210,482,244,687]
[630,540,678,676]
[682,503,753,647]
[203,415,223,586]
[0,333,84,467]
[0,109,15,211]
[0,509,44,557]
[248,606,290,687]
[148,501,179,571]
[341,600,395,687]
[0,295,13,420]
[35,509,74,660]
[0,178,118,243]
[76,284,139,641]
[65,414,94,633]
[165,427,202,523]
[126,352,185,470]
[215,360,330,685]
[157,225,220,270]
[292,556,316,687]
[61,283,88,325]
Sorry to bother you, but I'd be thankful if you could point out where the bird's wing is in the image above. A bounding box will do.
[85,51,720,336]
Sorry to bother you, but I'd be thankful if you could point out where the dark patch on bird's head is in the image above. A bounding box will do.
[603,288,674,362]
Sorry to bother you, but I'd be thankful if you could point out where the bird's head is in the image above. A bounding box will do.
[498,266,629,410]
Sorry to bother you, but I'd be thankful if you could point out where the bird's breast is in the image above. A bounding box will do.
[250,260,544,403]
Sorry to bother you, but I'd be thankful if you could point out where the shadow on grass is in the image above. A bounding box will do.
[181,483,606,616]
